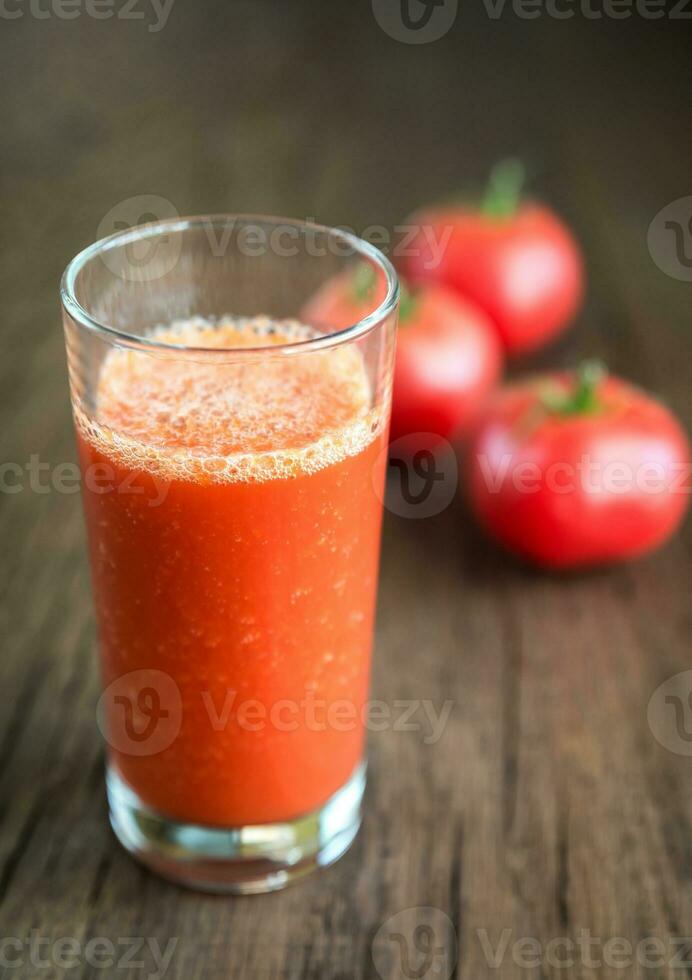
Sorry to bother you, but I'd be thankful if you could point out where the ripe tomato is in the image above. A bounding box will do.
[303,264,503,445]
[388,285,502,444]
[468,364,690,568]
[402,160,584,355]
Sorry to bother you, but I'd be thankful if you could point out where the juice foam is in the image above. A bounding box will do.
[76,317,382,483]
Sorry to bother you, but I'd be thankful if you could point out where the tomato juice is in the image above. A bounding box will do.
[77,318,388,827]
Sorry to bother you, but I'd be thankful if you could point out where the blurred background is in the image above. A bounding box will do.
[1,2,691,978]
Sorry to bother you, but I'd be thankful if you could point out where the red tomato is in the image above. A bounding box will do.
[302,265,503,445]
[402,161,583,355]
[389,286,502,444]
[468,365,690,568]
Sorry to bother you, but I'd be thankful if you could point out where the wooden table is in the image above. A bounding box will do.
[2,4,690,977]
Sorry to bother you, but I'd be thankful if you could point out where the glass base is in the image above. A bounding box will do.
[106,763,365,894]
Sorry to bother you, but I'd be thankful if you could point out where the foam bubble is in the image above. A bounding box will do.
[75,316,383,485]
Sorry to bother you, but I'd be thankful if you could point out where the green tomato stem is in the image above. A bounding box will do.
[352,262,376,303]
[352,263,417,323]
[542,360,608,416]
[397,281,417,324]
[481,158,526,219]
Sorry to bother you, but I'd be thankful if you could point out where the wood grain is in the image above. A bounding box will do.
[1,4,690,978]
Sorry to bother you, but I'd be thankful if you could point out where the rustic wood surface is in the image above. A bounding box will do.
[1,3,691,978]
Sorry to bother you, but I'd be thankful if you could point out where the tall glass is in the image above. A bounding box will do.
[61,216,398,893]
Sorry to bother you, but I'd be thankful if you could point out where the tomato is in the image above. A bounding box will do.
[402,160,584,355]
[303,265,503,445]
[467,364,690,568]
[388,286,502,444]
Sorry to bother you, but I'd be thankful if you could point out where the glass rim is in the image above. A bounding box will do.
[60,213,400,357]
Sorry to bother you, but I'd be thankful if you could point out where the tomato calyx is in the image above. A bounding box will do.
[481,158,526,220]
[397,281,418,324]
[352,262,377,304]
[351,263,418,324]
[541,360,607,417]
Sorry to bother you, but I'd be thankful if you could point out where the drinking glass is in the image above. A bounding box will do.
[61,216,398,892]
